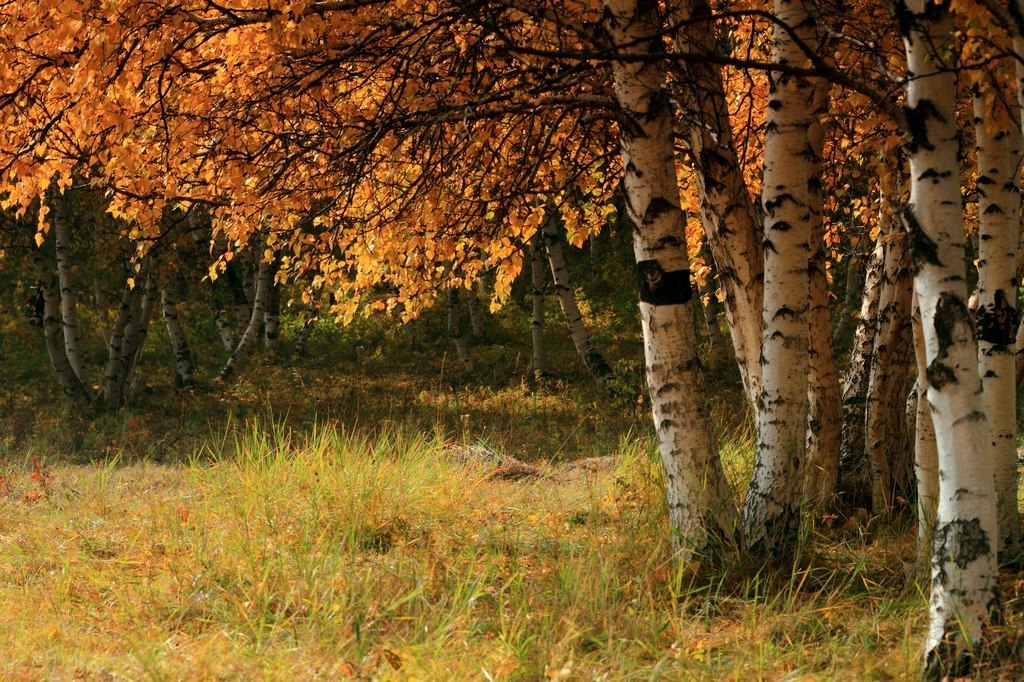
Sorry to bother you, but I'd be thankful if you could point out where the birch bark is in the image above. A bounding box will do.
[51,189,88,388]
[604,0,737,560]
[865,205,914,515]
[804,78,840,509]
[530,230,547,377]
[671,0,763,409]
[161,283,195,386]
[218,254,274,382]
[972,92,1022,557]
[837,231,884,507]
[33,231,90,402]
[898,1,1001,671]
[741,0,816,555]
[542,215,614,385]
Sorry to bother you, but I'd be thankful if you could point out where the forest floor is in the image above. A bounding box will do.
[0,283,1021,680]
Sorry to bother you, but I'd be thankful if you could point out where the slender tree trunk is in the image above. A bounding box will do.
[446,287,474,373]
[264,259,281,343]
[218,255,274,382]
[838,232,885,509]
[832,244,864,348]
[33,232,90,402]
[973,92,1022,559]
[530,230,547,377]
[161,283,195,386]
[865,203,914,515]
[912,291,940,575]
[466,281,485,338]
[742,0,816,556]
[225,261,253,331]
[604,0,737,561]
[697,244,730,368]
[295,305,317,356]
[672,0,763,410]
[103,264,151,409]
[125,274,158,398]
[899,3,1001,672]
[51,189,88,387]
[804,78,841,509]
[542,214,615,386]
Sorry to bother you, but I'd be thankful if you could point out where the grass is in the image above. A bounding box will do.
[0,419,928,680]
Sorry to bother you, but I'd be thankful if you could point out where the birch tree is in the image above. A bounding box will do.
[898,0,1001,672]
[541,214,615,387]
[741,0,817,555]
[603,0,737,560]
[972,88,1022,558]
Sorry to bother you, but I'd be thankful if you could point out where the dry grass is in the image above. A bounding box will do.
[0,420,929,680]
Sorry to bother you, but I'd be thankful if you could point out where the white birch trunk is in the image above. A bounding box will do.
[865,204,914,515]
[672,0,763,409]
[214,306,237,351]
[51,190,88,387]
[466,282,485,338]
[125,274,158,398]
[542,215,614,385]
[103,264,150,409]
[605,0,737,560]
[838,232,885,507]
[973,93,1022,557]
[804,78,840,509]
[33,233,90,402]
[161,284,195,386]
[218,255,273,382]
[264,264,281,343]
[832,247,864,347]
[899,3,1001,671]
[446,287,474,373]
[295,305,317,356]
[912,291,940,574]
[741,0,815,555]
[530,230,547,377]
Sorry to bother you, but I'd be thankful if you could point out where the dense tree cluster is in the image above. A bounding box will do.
[1,0,1023,674]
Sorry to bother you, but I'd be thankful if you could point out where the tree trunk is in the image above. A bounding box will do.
[263,258,281,343]
[218,255,274,382]
[33,231,90,402]
[542,214,615,386]
[295,305,317,356]
[697,244,730,368]
[864,203,914,516]
[741,0,815,557]
[912,291,940,576]
[530,230,547,377]
[126,274,158,398]
[899,3,1001,672]
[103,264,151,409]
[804,78,841,509]
[225,261,253,331]
[838,232,885,509]
[604,0,737,561]
[832,244,864,348]
[51,189,88,388]
[466,281,485,338]
[973,91,1022,559]
[446,287,474,373]
[672,0,763,411]
[161,283,195,386]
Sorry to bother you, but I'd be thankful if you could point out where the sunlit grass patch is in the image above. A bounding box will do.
[0,421,929,680]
